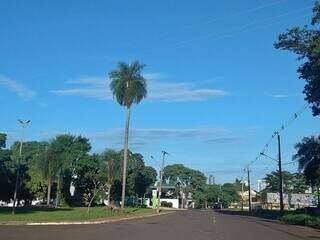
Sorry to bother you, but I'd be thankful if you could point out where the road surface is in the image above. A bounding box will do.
[1,210,319,240]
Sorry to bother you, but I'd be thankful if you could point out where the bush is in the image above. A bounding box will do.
[161,201,173,208]
[281,214,320,228]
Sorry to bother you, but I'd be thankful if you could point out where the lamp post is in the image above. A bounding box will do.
[241,179,244,211]
[260,132,284,215]
[157,151,168,213]
[12,119,30,214]
[247,167,252,212]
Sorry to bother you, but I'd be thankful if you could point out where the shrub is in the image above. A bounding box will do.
[281,214,320,228]
[161,201,173,208]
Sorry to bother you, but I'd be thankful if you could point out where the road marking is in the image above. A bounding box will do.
[213,216,217,224]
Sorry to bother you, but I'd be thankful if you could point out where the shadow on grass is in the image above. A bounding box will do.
[0,206,73,215]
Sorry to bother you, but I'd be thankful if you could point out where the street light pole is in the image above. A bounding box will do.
[241,179,244,211]
[157,150,168,213]
[277,133,284,215]
[247,167,252,212]
[12,119,30,214]
[260,132,284,215]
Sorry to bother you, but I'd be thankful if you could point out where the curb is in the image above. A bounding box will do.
[3,211,174,226]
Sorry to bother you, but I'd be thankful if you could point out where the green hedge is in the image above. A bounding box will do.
[281,214,320,228]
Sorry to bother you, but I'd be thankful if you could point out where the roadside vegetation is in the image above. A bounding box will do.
[280,213,320,228]
[0,207,155,223]
[221,209,320,229]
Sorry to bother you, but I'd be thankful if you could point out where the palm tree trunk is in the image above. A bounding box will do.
[121,106,131,210]
[47,178,51,206]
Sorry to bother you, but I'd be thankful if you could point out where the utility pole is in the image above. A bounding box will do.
[12,119,30,214]
[157,150,168,213]
[277,132,284,214]
[241,179,244,211]
[219,184,222,209]
[247,167,252,212]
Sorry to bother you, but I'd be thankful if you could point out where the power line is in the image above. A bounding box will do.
[172,6,312,48]
[247,102,310,168]
[160,0,288,39]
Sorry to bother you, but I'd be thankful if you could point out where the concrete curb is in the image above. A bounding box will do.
[3,211,174,226]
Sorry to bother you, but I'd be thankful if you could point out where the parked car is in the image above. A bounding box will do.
[212,202,221,210]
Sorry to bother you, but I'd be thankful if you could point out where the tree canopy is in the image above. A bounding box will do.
[274,1,320,116]
[109,61,147,108]
[294,135,320,187]
[263,170,308,194]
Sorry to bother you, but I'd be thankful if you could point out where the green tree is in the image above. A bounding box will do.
[163,164,206,207]
[0,133,13,201]
[34,145,61,205]
[0,133,6,148]
[109,61,147,209]
[264,170,308,193]
[274,1,320,116]
[73,154,107,211]
[134,166,157,199]
[50,134,91,206]
[9,141,46,205]
[100,150,121,204]
[294,135,320,203]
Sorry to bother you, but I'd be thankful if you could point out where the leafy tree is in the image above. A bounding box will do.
[109,61,147,209]
[34,145,61,205]
[50,134,91,206]
[274,1,320,116]
[9,141,46,204]
[0,133,6,149]
[134,166,157,198]
[264,170,308,193]
[126,152,145,196]
[204,180,246,208]
[0,133,13,201]
[294,135,320,203]
[73,154,107,211]
[163,164,206,207]
[100,150,121,204]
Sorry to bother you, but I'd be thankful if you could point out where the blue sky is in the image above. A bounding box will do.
[0,0,318,187]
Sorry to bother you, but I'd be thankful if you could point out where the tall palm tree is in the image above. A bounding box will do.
[109,61,147,209]
[36,145,60,206]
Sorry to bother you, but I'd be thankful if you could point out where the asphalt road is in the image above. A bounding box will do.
[1,210,320,240]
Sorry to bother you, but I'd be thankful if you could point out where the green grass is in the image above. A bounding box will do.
[0,207,156,223]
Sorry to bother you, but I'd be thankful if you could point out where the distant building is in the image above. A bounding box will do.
[208,175,215,185]
[257,180,267,192]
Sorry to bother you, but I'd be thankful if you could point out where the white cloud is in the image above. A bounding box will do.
[51,73,229,102]
[92,127,225,149]
[0,75,36,100]
[272,94,289,99]
[206,137,244,144]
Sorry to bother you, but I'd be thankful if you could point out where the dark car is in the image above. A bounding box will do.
[212,202,221,209]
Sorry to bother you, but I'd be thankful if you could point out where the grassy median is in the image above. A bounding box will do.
[0,207,156,224]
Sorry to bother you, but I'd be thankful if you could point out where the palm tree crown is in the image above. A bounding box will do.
[109,61,147,108]
[294,135,320,185]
